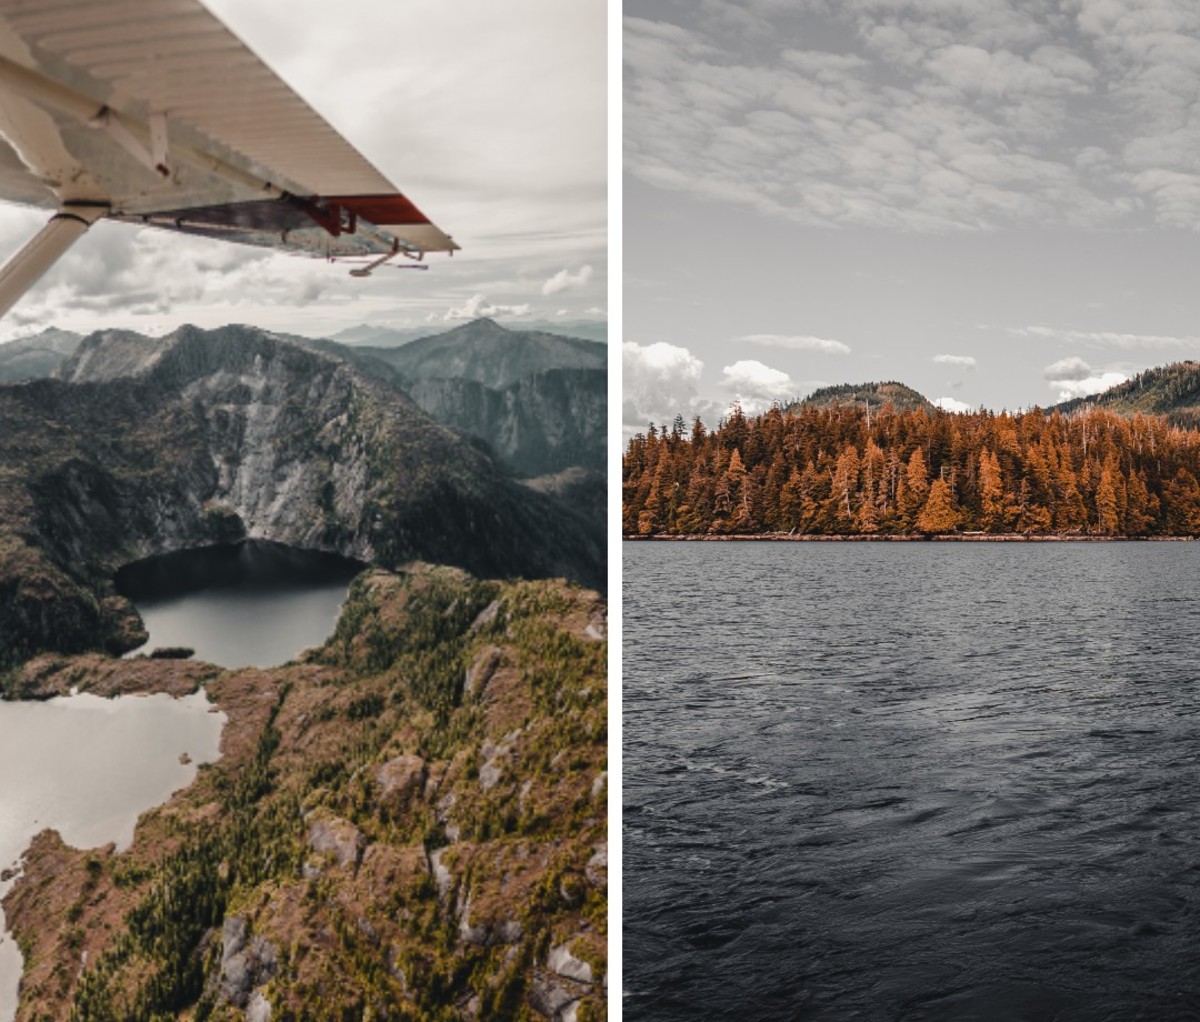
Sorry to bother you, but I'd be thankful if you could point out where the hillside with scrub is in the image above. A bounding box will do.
[4,564,607,1021]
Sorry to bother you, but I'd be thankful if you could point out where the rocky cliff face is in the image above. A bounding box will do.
[403,368,606,477]
[320,319,607,481]
[0,325,602,666]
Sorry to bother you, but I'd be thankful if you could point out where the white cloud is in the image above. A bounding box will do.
[932,354,977,368]
[1042,354,1128,401]
[444,293,531,321]
[1018,325,1200,348]
[1053,372,1128,402]
[737,333,851,354]
[719,358,795,413]
[623,340,719,432]
[722,359,792,392]
[933,396,973,413]
[541,264,594,295]
[1043,356,1093,382]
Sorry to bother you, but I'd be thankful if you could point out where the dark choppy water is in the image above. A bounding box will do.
[624,541,1200,1021]
[117,540,363,667]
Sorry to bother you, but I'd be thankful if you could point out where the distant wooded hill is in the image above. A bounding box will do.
[1054,360,1200,426]
[624,401,1200,537]
[791,380,933,413]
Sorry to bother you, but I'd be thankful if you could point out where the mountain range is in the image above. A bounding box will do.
[0,319,608,1021]
[0,324,603,667]
[1,318,607,499]
[302,318,606,482]
[330,317,608,347]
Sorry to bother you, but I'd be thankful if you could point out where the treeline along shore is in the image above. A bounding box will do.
[626,533,1197,542]
[623,402,1200,538]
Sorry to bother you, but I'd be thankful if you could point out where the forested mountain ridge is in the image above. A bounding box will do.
[2,317,608,483]
[1055,361,1200,426]
[624,402,1200,537]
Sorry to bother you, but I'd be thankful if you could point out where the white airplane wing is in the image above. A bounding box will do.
[0,0,457,316]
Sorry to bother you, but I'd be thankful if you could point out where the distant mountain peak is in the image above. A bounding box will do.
[328,317,606,349]
[462,316,507,331]
[0,326,84,383]
[363,318,605,389]
[440,317,515,341]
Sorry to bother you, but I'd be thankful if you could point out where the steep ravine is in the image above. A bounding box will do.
[0,325,602,668]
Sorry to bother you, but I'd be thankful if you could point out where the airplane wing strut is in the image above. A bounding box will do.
[0,203,106,320]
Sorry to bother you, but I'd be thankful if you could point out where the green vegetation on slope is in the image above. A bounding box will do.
[5,564,607,1022]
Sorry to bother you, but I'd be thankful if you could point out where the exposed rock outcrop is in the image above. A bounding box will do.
[307,812,365,870]
[375,754,427,810]
[217,916,279,1008]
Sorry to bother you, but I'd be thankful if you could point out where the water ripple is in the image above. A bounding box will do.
[625,542,1200,1021]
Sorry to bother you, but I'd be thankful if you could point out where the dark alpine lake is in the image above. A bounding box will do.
[117,540,364,668]
[625,540,1200,1021]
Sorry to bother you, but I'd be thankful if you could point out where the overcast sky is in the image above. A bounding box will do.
[624,0,1200,435]
[0,0,606,343]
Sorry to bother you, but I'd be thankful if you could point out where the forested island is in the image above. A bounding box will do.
[623,399,1200,538]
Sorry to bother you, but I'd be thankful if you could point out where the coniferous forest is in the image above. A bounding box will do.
[623,402,1200,538]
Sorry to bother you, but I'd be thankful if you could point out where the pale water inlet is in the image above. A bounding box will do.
[0,690,225,1021]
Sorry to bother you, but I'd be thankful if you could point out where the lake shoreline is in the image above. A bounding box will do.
[625,532,1198,542]
[0,684,228,1022]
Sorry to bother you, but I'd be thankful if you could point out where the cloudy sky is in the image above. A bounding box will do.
[624,0,1200,434]
[0,0,606,343]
